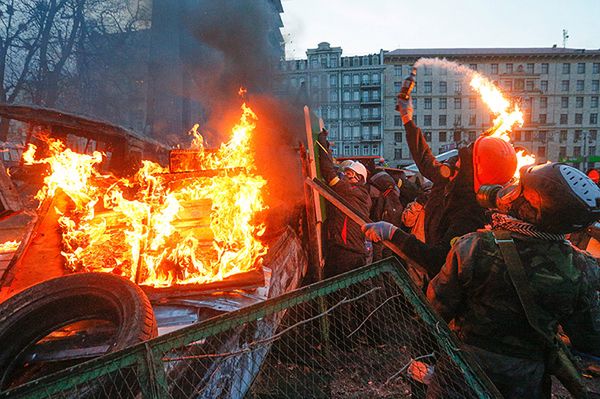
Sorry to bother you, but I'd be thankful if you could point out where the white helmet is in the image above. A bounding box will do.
[346,161,368,182]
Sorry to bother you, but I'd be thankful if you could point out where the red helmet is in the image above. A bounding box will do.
[472,136,517,191]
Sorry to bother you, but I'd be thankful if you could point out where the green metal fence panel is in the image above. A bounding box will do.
[1,259,500,399]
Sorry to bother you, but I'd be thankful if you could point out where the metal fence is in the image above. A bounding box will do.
[1,259,500,399]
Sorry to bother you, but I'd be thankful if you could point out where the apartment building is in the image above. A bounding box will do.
[278,42,386,158]
[383,48,600,169]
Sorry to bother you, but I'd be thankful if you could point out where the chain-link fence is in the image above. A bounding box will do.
[1,259,500,399]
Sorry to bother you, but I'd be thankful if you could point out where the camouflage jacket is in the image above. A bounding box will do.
[427,229,600,360]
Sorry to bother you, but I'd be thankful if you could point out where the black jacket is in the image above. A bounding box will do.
[391,120,487,277]
[317,133,371,256]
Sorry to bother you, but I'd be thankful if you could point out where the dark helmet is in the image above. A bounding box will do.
[479,163,600,233]
[370,171,396,192]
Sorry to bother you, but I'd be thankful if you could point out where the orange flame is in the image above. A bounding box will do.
[0,240,20,253]
[26,103,267,287]
[469,74,535,177]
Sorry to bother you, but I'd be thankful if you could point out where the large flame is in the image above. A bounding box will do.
[24,103,267,287]
[469,74,535,177]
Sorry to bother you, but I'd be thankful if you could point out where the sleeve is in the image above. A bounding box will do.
[561,252,600,356]
[390,210,483,277]
[404,120,446,184]
[317,132,338,184]
[426,234,477,322]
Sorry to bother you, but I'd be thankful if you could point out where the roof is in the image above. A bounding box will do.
[385,47,600,58]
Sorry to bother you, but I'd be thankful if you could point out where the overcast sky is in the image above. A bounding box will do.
[281,0,600,59]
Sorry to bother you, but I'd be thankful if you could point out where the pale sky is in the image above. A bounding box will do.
[281,0,600,59]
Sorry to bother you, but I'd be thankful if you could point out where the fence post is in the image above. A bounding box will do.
[138,343,169,399]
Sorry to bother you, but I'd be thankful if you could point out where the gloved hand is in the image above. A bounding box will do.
[362,221,398,243]
[415,192,429,205]
[396,96,413,125]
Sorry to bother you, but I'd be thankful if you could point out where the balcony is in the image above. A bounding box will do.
[360,82,381,88]
[361,116,382,123]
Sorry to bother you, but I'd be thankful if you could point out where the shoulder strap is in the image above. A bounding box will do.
[491,230,553,346]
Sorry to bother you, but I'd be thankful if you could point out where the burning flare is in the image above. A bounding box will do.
[24,103,267,287]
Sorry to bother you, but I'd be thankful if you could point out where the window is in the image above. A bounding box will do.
[562,63,571,74]
[439,98,447,109]
[343,90,351,102]
[469,64,477,71]
[394,115,401,126]
[540,97,548,108]
[353,90,360,101]
[424,98,432,109]
[454,114,462,125]
[372,73,380,83]
[439,81,447,93]
[575,113,583,124]
[372,145,379,155]
[538,146,546,157]
[561,80,570,91]
[469,97,477,109]
[561,97,569,108]
[591,146,597,156]
[541,63,549,74]
[559,146,566,160]
[330,91,338,102]
[343,126,351,138]
[361,74,369,84]
[372,90,380,100]
[575,97,584,108]
[541,80,548,92]
[362,145,369,155]
[515,79,524,91]
[353,145,359,156]
[394,148,402,160]
[577,63,586,74]
[372,107,380,118]
[394,66,402,77]
[592,130,598,141]
[574,146,581,157]
[526,80,534,91]
[506,63,513,73]
[353,126,361,138]
[424,115,432,126]
[343,74,351,86]
[593,80,599,92]
[539,114,547,124]
[454,81,462,93]
[594,63,600,74]
[591,113,598,124]
[395,132,403,142]
[352,107,360,118]
[592,97,599,108]
[454,98,462,109]
[439,115,447,126]
[468,131,476,142]
[439,131,447,142]
[527,63,534,74]
[424,66,432,76]
[424,81,432,93]
[329,75,338,86]
[577,80,584,91]
[352,74,360,85]
[524,131,532,141]
[560,114,568,124]
[504,80,513,91]
[538,131,547,141]
[424,131,432,141]
[454,131,462,142]
[469,114,477,126]
[560,130,568,142]
[329,108,338,119]
[491,64,498,74]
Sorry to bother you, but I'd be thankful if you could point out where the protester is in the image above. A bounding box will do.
[369,171,404,261]
[361,92,518,277]
[427,163,600,398]
[317,129,371,277]
[401,189,429,243]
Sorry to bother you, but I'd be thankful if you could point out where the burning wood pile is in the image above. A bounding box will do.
[20,102,268,290]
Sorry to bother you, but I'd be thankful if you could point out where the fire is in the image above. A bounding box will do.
[469,74,535,177]
[25,103,268,287]
[0,240,20,253]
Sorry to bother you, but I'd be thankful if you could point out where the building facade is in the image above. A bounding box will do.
[383,48,600,169]
[279,42,387,158]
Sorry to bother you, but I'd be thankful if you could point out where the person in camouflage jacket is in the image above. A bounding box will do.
[426,163,600,398]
